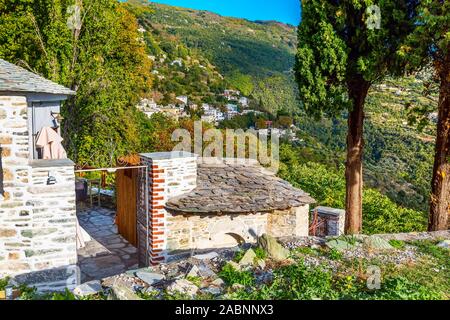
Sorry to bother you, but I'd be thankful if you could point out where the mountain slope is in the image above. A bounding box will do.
[129,0,299,114]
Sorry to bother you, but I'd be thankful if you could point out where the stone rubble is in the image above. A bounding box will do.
[90,231,450,300]
[73,280,103,297]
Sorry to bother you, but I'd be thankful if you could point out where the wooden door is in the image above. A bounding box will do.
[116,168,138,246]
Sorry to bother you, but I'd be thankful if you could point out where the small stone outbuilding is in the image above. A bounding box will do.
[138,152,315,264]
[0,59,77,291]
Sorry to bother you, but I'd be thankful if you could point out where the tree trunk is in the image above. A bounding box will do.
[429,63,450,231]
[345,78,370,234]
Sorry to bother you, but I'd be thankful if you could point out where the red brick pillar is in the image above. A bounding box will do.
[148,162,166,264]
[139,152,198,265]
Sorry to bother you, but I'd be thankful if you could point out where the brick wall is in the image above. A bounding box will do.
[138,152,197,265]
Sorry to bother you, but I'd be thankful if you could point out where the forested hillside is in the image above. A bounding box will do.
[134,0,438,214]
[129,0,299,114]
[0,0,439,226]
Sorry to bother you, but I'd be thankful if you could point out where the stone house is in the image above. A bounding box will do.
[137,152,315,264]
[0,59,78,291]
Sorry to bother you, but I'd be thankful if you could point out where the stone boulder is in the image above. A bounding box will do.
[363,236,394,251]
[238,249,256,267]
[257,234,290,261]
[436,240,450,249]
[325,239,355,252]
[73,280,103,297]
[135,271,165,286]
[108,282,143,300]
[192,252,219,260]
[167,279,198,298]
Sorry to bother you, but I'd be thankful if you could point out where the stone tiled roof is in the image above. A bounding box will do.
[0,59,75,95]
[165,158,315,214]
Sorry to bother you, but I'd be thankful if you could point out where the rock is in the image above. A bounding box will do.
[201,286,222,296]
[197,262,217,278]
[256,271,274,285]
[227,261,242,271]
[167,279,198,298]
[436,240,450,249]
[142,286,161,296]
[73,280,103,297]
[125,267,153,277]
[238,249,256,266]
[193,252,219,260]
[258,233,290,261]
[108,282,143,300]
[211,278,225,287]
[255,259,266,270]
[231,283,245,291]
[363,236,394,251]
[186,265,201,278]
[135,271,165,286]
[326,239,355,252]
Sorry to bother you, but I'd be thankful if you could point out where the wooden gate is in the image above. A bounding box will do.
[115,156,141,247]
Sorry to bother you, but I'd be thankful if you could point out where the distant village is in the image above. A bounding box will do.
[136,89,301,143]
[137,89,255,123]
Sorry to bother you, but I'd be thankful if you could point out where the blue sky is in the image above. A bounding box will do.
[148,0,301,25]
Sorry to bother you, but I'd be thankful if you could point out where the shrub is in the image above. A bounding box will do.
[328,248,343,261]
[254,247,267,260]
[279,160,427,234]
[0,277,10,291]
[219,263,255,287]
[389,239,406,249]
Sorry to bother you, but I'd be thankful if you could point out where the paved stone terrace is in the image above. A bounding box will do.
[77,207,138,282]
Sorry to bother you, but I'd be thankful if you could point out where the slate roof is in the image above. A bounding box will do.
[165,158,315,215]
[0,59,75,95]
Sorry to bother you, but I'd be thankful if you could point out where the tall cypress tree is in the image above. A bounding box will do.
[295,0,419,233]
[399,0,450,231]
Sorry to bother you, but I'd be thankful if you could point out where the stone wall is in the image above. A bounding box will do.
[0,95,77,292]
[267,206,310,238]
[165,206,309,262]
[138,152,311,264]
[138,152,197,265]
[165,212,268,261]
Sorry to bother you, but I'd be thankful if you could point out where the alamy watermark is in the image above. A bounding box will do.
[366,4,381,30]
[67,4,82,32]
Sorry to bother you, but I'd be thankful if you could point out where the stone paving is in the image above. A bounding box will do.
[77,207,139,282]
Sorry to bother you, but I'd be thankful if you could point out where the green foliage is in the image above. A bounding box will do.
[129,0,298,115]
[254,247,267,260]
[328,248,343,261]
[411,240,450,266]
[0,276,9,291]
[0,0,153,167]
[228,71,254,96]
[233,250,245,263]
[186,276,202,287]
[355,276,442,300]
[296,0,419,116]
[278,145,427,234]
[230,258,444,300]
[219,263,255,287]
[389,240,406,250]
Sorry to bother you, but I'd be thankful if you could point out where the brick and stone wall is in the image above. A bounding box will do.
[0,95,77,292]
[138,152,311,265]
[138,152,197,265]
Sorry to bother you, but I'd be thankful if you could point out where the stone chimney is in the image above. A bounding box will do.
[138,152,197,265]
